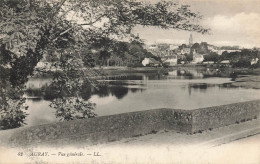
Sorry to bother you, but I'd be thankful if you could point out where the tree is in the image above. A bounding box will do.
[99,50,111,66]
[185,54,193,62]
[219,49,259,68]
[232,58,251,68]
[203,52,219,62]
[0,0,209,129]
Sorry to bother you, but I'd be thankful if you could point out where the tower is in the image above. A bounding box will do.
[189,34,193,46]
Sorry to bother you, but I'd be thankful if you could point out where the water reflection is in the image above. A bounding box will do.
[190,83,209,89]
[110,87,129,99]
[23,68,255,103]
[219,83,239,89]
[20,68,260,128]
[25,83,144,102]
[27,97,43,102]
[25,88,44,98]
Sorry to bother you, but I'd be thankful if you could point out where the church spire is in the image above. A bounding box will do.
[189,34,193,46]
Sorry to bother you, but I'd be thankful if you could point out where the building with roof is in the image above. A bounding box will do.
[142,58,161,67]
[192,54,204,64]
[251,58,259,65]
[162,55,178,66]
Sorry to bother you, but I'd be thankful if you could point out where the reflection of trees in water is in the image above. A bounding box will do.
[92,84,146,99]
[92,85,110,98]
[80,83,92,101]
[188,83,220,95]
[94,85,145,99]
[190,83,208,89]
[130,88,138,93]
[110,87,129,99]
[188,83,209,95]
[130,88,145,93]
[25,88,43,97]
[25,82,146,101]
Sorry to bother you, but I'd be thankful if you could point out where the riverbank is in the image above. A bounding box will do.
[231,75,260,89]
[98,66,260,76]
[33,65,260,79]
[99,66,260,89]
[96,66,168,76]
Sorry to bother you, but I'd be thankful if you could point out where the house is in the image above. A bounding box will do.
[192,54,204,64]
[251,58,259,65]
[203,61,215,64]
[220,60,230,64]
[220,60,230,67]
[202,61,215,66]
[142,58,160,67]
[181,48,191,55]
[162,55,178,66]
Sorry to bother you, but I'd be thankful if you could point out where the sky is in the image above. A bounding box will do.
[133,0,260,48]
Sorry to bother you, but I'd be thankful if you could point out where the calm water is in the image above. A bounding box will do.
[24,68,260,127]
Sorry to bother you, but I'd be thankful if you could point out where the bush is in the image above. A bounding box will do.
[44,85,59,100]
[0,99,28,130]
[127,63,143,67]
[232,58,251,68]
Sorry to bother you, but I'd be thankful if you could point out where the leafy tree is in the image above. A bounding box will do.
[99,50,111,66]
[203,52,219,62]
[221,51,229,58]
[190,42,209,54]
[185,54,193,62]
[219,49,259,68]
[0,0,208,129]
[232,58,251,68]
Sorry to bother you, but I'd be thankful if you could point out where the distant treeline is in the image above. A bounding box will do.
[203,49,260,68]
[44,39,159,67]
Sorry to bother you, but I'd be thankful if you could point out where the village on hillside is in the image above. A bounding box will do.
[143,34,259,67]
[34,34,260,70]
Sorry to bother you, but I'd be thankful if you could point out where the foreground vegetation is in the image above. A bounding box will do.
[0,0,209,130]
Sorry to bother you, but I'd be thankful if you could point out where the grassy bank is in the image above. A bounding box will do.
[227,68,260,89]
[96,66,169,76]
[231,75,260,89]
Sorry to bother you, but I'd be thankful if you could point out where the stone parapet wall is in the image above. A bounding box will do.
[191,100,260,133]
[10,108,170,146]
[9,100,260,146]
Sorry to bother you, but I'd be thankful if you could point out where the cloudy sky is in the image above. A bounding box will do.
[133,0,260,48]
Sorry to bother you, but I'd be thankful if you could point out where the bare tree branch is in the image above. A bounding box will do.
[79,14,107,26]
[54,0,67,16]
[52,14,108,42]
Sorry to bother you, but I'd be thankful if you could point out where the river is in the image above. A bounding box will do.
[24,68,260,127]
